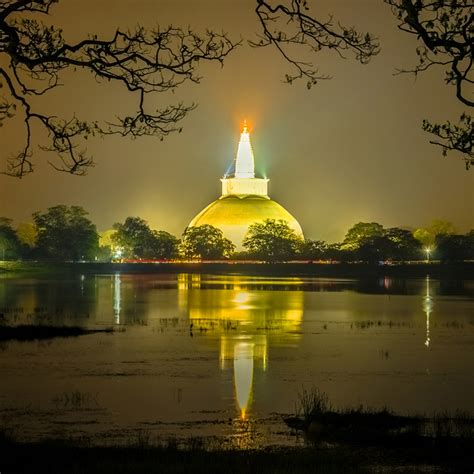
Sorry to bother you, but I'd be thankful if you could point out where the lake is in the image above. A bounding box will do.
[1,273,473,448]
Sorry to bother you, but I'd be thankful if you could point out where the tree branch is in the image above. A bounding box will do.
[251,0,379,87]
[0,0,239,176]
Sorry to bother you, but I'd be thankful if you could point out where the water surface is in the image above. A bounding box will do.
[1,273,473,448]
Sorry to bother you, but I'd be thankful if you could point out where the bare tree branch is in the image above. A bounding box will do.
[251,0,379,87]
[386,0,473,167]
[423,114,474,169]
[0,0,239,176]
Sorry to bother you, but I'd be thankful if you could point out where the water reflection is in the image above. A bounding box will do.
[424,275,432,348]
[113,273,121,324]
[178,274,303,420]
[234,341,254,419]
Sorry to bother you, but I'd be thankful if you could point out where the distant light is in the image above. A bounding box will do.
[424,247,432,262]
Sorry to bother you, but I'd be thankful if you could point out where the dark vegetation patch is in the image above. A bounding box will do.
[0,432,377,474]
[0,431,467,474]
[0,325,113,342]
[283,387,474,472]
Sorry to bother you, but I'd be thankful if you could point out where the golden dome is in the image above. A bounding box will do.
[188,195,303,249]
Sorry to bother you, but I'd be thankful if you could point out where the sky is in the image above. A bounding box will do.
[0,0,473,242]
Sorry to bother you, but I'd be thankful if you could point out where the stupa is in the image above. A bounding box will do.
[187,122,303,249]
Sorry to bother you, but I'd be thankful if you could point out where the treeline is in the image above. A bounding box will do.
[1,206,473,263]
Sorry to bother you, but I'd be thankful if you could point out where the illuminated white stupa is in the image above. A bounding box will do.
[188,122,304,249]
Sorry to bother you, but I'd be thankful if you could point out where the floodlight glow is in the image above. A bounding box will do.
[424,247,432,262]
[234,124,255,178]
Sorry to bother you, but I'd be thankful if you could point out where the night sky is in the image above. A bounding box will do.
[1,0,473,242]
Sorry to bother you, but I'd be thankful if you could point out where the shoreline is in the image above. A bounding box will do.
[1,434,472,474]
[1,261,474,278]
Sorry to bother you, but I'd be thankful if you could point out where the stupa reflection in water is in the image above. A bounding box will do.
[177,274,304,419]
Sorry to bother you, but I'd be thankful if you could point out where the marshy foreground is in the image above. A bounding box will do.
[2,388,473,473]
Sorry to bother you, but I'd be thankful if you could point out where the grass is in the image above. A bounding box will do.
[51,391,98,409]
[0,434,370,474]
[0,324,113,342]
[1,388,473,473]
[1,428,469,473]
[284,387,474,471]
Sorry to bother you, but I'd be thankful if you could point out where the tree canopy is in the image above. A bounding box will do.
[180,224,235,260]
[435,232,474,262]
[243,219,302,262]
[340,222,422,262]
[33,204,98,260]
[413,219,456,247]
[341,222,385,251]
[112,216,178,259]
[0,216,21,259]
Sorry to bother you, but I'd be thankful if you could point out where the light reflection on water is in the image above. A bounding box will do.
[0,273,473,447]
[177,274,304,422]
[424,276,432,348]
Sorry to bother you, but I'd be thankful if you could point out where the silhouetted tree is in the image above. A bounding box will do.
[243,219,302,262]
[112,217,152,258]
[16,222,37,248]
[435,233,473,262]
[338,223,422,262]
[15,221,37,259]
[180,225,234,259]
[384,227,422,260]
[341,222,385,251]
[355,235,392,263]
[0,0,237,176]
[325,243,351,263]
[0,217,21,259]
[413,219,456,248]
[112,217,178,259]
[33,205,98,260]
[145,230,179,260]
[299,239,328,260]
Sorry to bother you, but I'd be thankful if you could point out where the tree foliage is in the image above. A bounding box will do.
[16,221,37,248]
[384,227,422,260]
[111,216,178,259]
[33,205,98,260]
[386,0,473,168]
[413,219,456,247]
[340,222,422,262]
[180,224,235,259]
[243,219,302,261]
[0,0,237,176]
[341,222,385,250]
[435,232,474,261]
[299,238,327,260]
[0,216,21,259]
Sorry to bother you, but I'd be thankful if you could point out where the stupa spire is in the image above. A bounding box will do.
[234,120,255,178]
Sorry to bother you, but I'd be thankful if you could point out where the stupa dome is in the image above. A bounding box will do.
[187,122,303,249]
